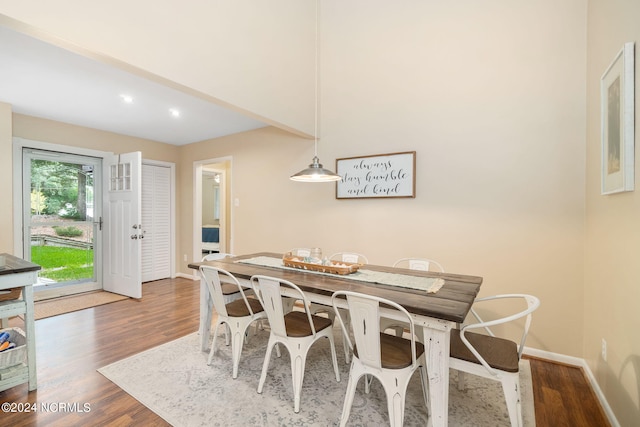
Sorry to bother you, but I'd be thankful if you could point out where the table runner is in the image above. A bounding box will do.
[237,256,445,293]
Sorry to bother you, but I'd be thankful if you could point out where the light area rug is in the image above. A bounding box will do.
[34,291,128,320]
[98,327,535,426]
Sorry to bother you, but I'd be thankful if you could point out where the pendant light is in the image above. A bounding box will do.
[290,0,341,183]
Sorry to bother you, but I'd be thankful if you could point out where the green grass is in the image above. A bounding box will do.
[31,246,94,282]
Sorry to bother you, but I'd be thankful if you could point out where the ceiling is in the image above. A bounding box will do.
[0,25,268,146]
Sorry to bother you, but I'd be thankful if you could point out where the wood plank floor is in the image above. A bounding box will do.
[0,277,610,426]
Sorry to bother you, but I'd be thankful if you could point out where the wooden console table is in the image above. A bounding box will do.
[0,254,41,392]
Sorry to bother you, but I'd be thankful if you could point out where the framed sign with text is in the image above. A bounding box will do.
[336,151,416,199]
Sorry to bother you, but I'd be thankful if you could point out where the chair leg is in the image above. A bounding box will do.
[502,373,523,427]
[309,304,351,364]
[419,364,430,416]
[382,372,413,427]
[203,297,214,350]
[457,370,467,391]
[231,319,251,379]
[207,321,223,365]
[339,370,361,427]
[275,343,282,358]
[244,318,262,345]
[387,391,407,427]
[327,333,341,382]
[290,346,308,413]
[257,336,277,394]
[224,323,231,346]
[342,335,351,363]
[339,309,352,364]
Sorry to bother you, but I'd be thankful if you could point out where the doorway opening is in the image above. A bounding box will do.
[22,148,103,299]
[194,158,232,261]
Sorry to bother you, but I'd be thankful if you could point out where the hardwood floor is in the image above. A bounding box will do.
[527,356,610,427]
[0,278,610,426]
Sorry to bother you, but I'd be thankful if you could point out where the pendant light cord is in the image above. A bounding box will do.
[314,0,319,158]
[289,1,341,182]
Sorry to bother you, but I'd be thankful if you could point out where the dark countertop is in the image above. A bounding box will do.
[0,253,42,275]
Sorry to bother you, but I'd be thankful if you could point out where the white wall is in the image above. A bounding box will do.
[319,0,587,357]
[0,102,13,252]
[586,1,640,425]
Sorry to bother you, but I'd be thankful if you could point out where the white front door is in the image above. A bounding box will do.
[103,152,142,298]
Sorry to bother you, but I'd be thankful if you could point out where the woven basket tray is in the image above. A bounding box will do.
[282,253,361,275]
[0,288,21,302]
[0,327,27,369]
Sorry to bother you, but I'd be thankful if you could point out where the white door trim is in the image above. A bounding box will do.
[193,156,233,263]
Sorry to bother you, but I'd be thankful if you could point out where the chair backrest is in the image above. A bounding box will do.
[332,291,419,371]
[201,252,235,262]
[200,266,253,317]
[251,275,317,339]
[329,252,369,264]
[393,257,444,272]
[461,294,540,374]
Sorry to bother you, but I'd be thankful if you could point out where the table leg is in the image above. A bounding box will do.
[199,280,212,352]
[23,284,37,391]
[422,325,451,427]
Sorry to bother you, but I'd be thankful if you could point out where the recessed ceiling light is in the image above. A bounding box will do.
[120,94,133,103]
[169,108,180,117]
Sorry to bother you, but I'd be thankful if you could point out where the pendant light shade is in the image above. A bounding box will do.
[289,0,342,183]
[290,155,341,182]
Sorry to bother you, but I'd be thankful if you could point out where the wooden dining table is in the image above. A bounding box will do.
[188,252,481,427]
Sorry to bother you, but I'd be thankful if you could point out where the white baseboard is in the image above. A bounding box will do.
[176,272,198,281]
[523,346,584,366]
[523,347,620,427]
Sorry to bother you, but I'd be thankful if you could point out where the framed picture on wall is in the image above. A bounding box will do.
[335,151,416,199]
[601,42,635,195]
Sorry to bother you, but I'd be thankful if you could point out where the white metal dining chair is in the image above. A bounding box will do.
[201,253,238,297]
[381,257,446,337]
[199,266,267,379]
[325,252,369,363]
[329,252,369,265]
[392,257,444,272]
[286,248,353,363]
[251,274,341,413]
[332,291,429,427]
[201,252,235,262]
[450,294,540,427]
[201,253,246,344]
